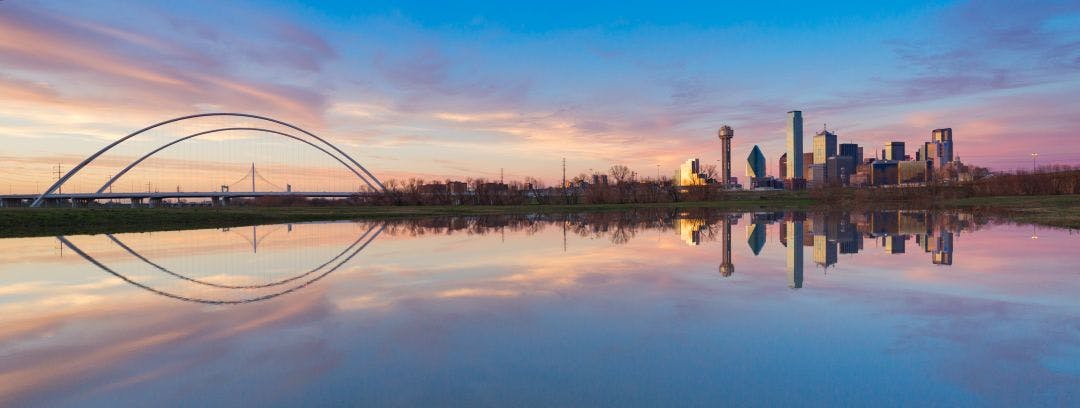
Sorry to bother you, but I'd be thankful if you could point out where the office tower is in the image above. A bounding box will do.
[747,145,766,179]
[813,129,837,165]
[779,153,788,179]
[718,125,734,186]
[746,222,766,255]
[787,220,804,288]
[932,128,953,163]
[719,218,734,276]
[803,152,814,181]
[827,156,855,184]
[839,143,861,163]
[787,111,803,179]
[678,158,708,186]
[885,141,906,161]
[899,160,932,183]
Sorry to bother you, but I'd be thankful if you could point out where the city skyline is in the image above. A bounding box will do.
[1,1,1079,193]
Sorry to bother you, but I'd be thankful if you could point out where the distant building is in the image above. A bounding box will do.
[808,163,826,186]
[718,125,734,186]
[839,143,862,163]
[813,129,837,165]
[678,158,709,186]
[803,152,814,181]
[918,142,938,165]
[827,155,856,184]
[779,153,788,179]
[932,128,953,163]
[787,111,804,179]
[746,145,766,179]
[885,142,906,161]
[591,174,609,185]
[448,181,468,194]
[871,160,899,185]
[899,160,932,184]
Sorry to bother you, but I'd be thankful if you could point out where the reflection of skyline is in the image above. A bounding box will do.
[719,217,734,277]
[787,219,804,289]
[49,210,974,300]
[669,209,969,289]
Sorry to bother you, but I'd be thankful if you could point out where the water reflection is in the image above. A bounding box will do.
[84,209,988,299]
[1,210,1077,406]
[56,223,383,304]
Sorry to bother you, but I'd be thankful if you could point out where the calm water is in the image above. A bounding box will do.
[1,210,1078,406]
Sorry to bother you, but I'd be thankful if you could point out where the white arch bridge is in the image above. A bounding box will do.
[0,113,387,207]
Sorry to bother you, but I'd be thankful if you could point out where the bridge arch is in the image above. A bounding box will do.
[97,127,376,194]
[32,112,385,207]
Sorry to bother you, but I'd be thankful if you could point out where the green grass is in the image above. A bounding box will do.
[0,195,813,238]
[1,193,1075,238]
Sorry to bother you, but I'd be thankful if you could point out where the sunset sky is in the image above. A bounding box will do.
[1,0,1078,193]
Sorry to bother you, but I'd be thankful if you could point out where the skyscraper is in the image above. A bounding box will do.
[779,153,788,179]
[932,128,953,163]
[718,125,734,186]
[746,145,766,179]
[885,141,906,161]
[787,111,803,179]
[813,129,837,165]
[839,143,861,163]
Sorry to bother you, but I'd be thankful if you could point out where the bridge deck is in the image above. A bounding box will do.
[1,192,377,200]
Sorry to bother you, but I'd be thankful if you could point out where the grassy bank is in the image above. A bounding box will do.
[1,194,1076,238]
[0,195,813,238]
[937,194,1080,229]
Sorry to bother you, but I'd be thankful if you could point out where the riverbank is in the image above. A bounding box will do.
[1,194,1076,238]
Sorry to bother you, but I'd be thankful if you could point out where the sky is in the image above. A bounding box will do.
[1,0,1078,192]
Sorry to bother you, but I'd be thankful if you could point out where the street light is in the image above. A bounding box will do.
[1031,152,1038,173]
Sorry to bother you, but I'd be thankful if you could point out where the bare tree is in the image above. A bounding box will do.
[701,164,719,182]
[609,165,634,184]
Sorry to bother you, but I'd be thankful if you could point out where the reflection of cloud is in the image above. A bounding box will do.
[0,287,335,406]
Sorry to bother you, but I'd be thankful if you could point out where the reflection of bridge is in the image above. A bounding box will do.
[0,113,387,207]
[57,222,384,304]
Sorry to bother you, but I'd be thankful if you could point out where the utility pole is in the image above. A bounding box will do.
[561,157,566,188]
[146,180,151,193]
[1031,153,1038,173]
[656,164,660,182]
[561,157,567,203]
[500,168,504,184]
[55,164,62,195]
